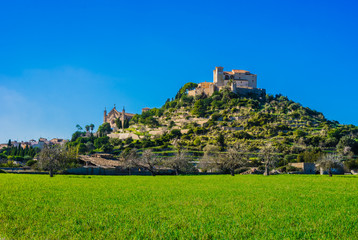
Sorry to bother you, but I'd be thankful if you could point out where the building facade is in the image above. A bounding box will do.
[188,66,265,97]
[103,105,135,129]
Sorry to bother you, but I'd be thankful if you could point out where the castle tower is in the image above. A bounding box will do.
[103,107,107,123]
[121,107,125,132]
[213,66,224,87]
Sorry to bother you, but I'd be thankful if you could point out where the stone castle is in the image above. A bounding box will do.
[103,105,135,130]
[188,67,265,97]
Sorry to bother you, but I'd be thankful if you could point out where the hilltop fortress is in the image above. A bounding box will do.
[188,67,265,97]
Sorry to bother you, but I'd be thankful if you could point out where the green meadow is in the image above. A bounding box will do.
[0,174,357,239]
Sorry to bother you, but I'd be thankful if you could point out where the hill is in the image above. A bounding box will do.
[69,83,358,170]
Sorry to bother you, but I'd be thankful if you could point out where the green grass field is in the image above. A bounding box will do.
[0,174,357,239]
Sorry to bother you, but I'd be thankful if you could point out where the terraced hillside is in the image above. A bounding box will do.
[68,83,358,169]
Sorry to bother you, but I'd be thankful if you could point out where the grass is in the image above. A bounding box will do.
[0,174,358,239]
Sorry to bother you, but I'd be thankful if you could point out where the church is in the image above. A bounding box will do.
[103,105,135,129]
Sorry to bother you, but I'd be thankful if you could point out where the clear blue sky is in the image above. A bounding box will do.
[0,0,357,143]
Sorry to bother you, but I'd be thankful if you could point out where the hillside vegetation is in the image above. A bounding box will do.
[68,83,358,171]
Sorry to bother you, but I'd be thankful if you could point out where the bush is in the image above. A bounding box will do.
[26,160,37,167]
[284,154,297,163]
[277,165,299,173]
[23,155,32,161]
[169,129,182,139]
[344,159,358,170]
[211,112,221,121]
[94,136,110,149]
[193,138,201,146]
[286,165,300,172]
[78,143,87,154]
[236,167,250,174]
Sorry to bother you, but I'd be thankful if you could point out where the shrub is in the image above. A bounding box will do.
[211,112,221,121]
[344,159,358,170]
[26,160,37,166]
[169,129,182,139]
[284,154,297,163]
[286,165,300,172]
[193,138,201,146]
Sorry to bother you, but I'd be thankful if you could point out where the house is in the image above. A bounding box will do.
[289,162,316,174]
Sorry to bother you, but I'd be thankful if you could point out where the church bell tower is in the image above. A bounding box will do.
[103,107,107,123]
[121,107,125,132]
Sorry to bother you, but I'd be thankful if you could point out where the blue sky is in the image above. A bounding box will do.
[0,0,357,143]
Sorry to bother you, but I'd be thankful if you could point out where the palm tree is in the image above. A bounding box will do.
[89,124,95,133]
[85,125,90,133]
[76,124,83,131]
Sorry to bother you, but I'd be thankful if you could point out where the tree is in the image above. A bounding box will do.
[337,136,358,155]
[133,149,162,176]
[165,151,194,175]
[76,124,83,131]
[191,99,206,117]
[38,145,78,177]
[221,145,250,176]
[175,82,198,99]
[259,143,278,176]
[316,153,343,177]
[94,136,110,149]
[97,123,112,137]
[169,129,182,140]
[89,124,95,133]
[199,145,220,173]
[172,138,183,153]
[115,118,122,129]
[202,144,249,176]
[78,143,87,154]
[85,125,90,132]
[216,133,225,151]
[85,142,95,152]
[7,139,11,147]
[71,131,84,142]
[120,148,138,175]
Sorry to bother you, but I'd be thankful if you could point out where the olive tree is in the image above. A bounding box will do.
[133,149,162,176]
[198,145,220,173]
[316,153,343,177]
[202,144,249,176]
[38,145,78,177]
[222,144,250,176]
[120,148,138,175]
[259,143,278,176]
[165,151,194,175]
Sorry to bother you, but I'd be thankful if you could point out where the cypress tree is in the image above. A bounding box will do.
[116,118,122,129]
[10,147,16,156]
